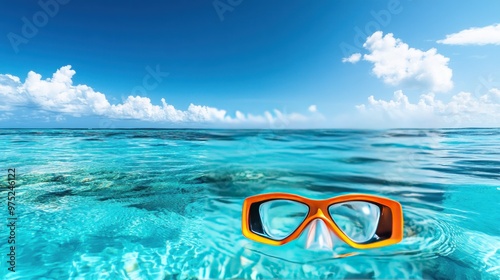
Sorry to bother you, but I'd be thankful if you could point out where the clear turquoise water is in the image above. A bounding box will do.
[0,129,499,279]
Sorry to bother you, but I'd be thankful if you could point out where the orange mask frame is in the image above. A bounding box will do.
[242,193,404,249]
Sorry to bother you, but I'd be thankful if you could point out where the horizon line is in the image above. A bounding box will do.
[1,127,499,130]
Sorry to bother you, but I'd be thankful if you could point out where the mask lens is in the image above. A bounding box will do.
[255,200,309,240]
[328,201,381,243]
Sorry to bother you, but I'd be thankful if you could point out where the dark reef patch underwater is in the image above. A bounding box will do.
[0,128,499,279]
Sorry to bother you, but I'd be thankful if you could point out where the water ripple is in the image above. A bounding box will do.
[1,128,499,279]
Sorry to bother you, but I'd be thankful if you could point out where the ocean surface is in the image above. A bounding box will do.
[0,128,499,279]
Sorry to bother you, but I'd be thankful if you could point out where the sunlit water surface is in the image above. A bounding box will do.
[0,129,499,279]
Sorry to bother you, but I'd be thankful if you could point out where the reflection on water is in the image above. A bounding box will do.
[0,128,499,279]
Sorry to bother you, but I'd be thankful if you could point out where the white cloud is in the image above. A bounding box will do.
[359,31,453,93]
[21,66,111,116]
[437,23,500,45]
[355,89,500,128]
[0,74,29,110]
[308,105,317,112]
[0,66,320,127]
[342,53,361,64]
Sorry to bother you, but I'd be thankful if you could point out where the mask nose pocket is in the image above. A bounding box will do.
[302,218,335,251]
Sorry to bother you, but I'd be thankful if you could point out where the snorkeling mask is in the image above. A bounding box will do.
[242,193,403,250]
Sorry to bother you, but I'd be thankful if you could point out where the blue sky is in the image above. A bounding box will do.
[1,0,499,128]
